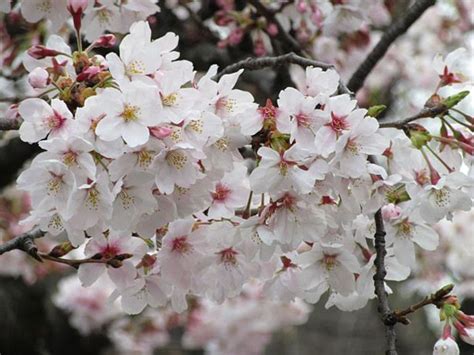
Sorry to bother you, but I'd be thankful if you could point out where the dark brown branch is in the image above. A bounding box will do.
[0,228,45,261]
[247,0,306,57]
[379,104,447,129]
[214,52,352,95]
[0,117,21,131]
[391,284,454,325]
[347,0,436,93]
[373,209,398,355]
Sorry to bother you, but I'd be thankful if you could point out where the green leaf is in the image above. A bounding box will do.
[367,105,387,118]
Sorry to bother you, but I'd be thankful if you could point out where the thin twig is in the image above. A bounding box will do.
[0,227,45,261]
[214,52,352,95]
[0,117,21,131]
[391,284,454,325]
[248,0,306,57]
[373,209,398,355]
[379,104,447,129]
[347,0,436,93]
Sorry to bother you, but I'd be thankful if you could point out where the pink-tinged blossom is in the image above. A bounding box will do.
[37,136,96,179]
[157,218,208,292]
[208,163,250,219]
[412,172,473,223]
[200,222,259,303]
[20,0,68,32]
[17,159,75,215]
[385,211,439,267]
[65,173,115,238]
[18,98,74,143]
[250,145,324,195]
[276,87,319,146]
[333,116,389,178]
[297,243,360,302]
[106,21,171,82]
[153,145,204,194]
[432,48,467,86]
[77,232,146,288]
[28,67,49,89]
[111,172,157,231]
[95,82,162,147]
[313,94,358,157]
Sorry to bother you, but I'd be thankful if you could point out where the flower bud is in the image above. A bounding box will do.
[27,45,60,59]
[28,67,49,88]
[94,34,116,48]
[381,203,402,220]
[266,23,278,37]
[67,0,87,13]
[150,125,173,139]
[5,104,19,120]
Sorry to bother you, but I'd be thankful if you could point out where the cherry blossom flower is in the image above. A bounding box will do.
[18,98,74,143]
[208,163,250,219]
[95,82,162,147]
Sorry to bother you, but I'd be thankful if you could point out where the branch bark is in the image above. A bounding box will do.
[347,0,436,93]
[214,52,352,95]
[373,209,398,355]
[0,228,45,261]
[379,104,447,129]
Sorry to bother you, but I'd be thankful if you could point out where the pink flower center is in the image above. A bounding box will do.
[295,112,311,127]
[101,244,120,259]
[414,169,430,186]
[171,236,191,254]
[440,66,462,85]
[328,112,349,135]
[323,254,338,270]
[212,183,231,202]
[218,247,238,265]
[46,110,66,130]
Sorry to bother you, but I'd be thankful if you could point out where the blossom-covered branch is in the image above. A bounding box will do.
[347,0,437,93]
[0,227,44,261]
[215,52,352,95]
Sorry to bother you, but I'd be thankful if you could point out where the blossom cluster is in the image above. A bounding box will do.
[1,1,473,353]
[0,0,160,41]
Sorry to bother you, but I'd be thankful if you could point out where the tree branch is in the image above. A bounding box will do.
[0,227,45,261]
[0,117,21,131]
[373,209,398,355]
[379,104,447,129]
[347,0,436,93]
[214,52,352,95]
[391,284,454,325]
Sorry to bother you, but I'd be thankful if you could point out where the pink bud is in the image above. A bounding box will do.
[266,23,278,37]
[253,38,266,57]
[296,0,307,13]
[27,45,60,59]
[381,204,402,220]
[94,34,116,48]
[76,66,100,82]
[5,104,19,120]
[228,28,244,46]
[149,126,173,139]
[28,67,50,88]
[67,0,88,14]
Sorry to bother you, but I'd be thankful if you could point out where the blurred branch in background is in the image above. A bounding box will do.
[347,0,437,93]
